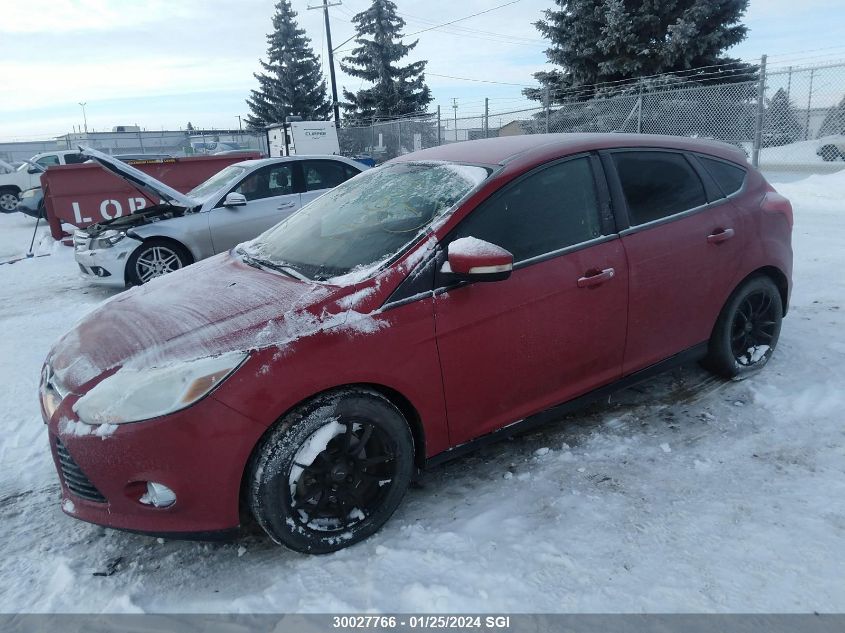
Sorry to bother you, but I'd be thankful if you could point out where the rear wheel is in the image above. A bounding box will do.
[248,389,414,554]
[819,145,841,161]
[0,189,19,212]
[126,239,191,285]
[704,276,783,379]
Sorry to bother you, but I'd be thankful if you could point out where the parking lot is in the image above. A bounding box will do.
[1,170,844,612]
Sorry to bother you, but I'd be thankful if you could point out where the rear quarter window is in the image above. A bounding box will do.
[699,157,746,196]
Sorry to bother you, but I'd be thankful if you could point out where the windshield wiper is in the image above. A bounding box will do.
[236,248,310,281]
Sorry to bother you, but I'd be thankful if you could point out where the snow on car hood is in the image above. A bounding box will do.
[47,253,385,394]
[79,145,200,209]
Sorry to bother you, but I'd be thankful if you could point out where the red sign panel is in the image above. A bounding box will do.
[41,153,261,240]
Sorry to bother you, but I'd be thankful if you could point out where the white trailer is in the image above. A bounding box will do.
[267,121,340,157]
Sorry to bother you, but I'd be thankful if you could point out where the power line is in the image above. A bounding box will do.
[404,1,523,38]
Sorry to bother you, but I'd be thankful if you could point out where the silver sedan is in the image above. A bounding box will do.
[73,148,366,286]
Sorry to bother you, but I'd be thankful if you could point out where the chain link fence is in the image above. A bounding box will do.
[339,59,845,174]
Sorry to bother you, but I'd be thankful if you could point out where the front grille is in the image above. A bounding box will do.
[55,437,107,503]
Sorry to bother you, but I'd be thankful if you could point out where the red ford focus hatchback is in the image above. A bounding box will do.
[41,134,793,553]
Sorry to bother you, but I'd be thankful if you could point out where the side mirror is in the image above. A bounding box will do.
[27,167,40,174]
[445,237,513,283]
[223,192,247,208]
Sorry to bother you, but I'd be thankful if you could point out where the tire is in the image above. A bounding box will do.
[818,145,841,162]
[0,188,19,213]
[125,239,192,285]
[704,276,783,380]
[248,389,415,554]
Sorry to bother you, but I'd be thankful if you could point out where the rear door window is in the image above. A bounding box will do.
[449,156,603,262]
[699,157,746,196]
[63,153,87,165]
[612,151,707,226]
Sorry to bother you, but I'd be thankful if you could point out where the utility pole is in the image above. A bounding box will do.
[309,0,342,128]
[79,102,88,134]
[484,97,489,138]
[452,98,458,142]
[752,54,767,168]
[805,67,815,141]
[237,115,243,133]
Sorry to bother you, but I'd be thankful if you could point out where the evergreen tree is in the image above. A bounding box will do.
[185,122,195,131]
[527,0,754,103]
[818,95,845,138]
[764,88,802,147]
[340,0,432,122]
[245,0,331,129]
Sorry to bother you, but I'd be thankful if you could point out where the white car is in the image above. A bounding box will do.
[73,147,367,286]
[0,150,87,212]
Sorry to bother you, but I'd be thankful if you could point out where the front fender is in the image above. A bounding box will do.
[129,213,213,261]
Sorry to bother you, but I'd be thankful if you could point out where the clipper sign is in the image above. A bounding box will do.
[41,153,260,240]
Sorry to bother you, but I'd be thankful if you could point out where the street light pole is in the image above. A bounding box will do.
[309,0,342,128]
[79,102,88,134]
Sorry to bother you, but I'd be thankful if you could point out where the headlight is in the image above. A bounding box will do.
[91,230,126,250]
[73,351,248,425]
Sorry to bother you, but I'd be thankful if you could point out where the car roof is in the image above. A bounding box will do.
[393,133,748,167]
[233,155,360,169]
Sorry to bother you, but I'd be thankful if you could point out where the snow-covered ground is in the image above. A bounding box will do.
[758,136,845,173]
[1,171,844,613]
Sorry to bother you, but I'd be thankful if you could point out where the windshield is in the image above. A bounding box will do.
[187,164,249,199]
[241,161,491,281]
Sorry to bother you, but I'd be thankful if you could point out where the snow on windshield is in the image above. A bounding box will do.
[240,161,490,282]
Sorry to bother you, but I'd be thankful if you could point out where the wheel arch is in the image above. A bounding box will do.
[0,184,22,195]
[738,265,790,316]
[131,235,196,263]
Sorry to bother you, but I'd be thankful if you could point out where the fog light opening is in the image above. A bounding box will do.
[139,482,176,508]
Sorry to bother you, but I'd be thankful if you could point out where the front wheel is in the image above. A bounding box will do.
[0,189,19,212]
[248,390,415,554]
[126,239,191,285]
[705,276,783,379]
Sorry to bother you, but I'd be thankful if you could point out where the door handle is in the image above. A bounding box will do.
[577,267,615,288]
[278,201,296,210]
[707,228,735,244]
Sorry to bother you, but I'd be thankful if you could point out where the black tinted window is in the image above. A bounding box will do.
[63,153,87,165]
[303,160,355,192]
[700,157,746,196]
[450,157,602,262]
[613,151,707,225]
[234,164,293,201]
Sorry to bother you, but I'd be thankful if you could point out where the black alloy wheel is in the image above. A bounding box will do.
[705,275,784,379]
[248,389,414,554]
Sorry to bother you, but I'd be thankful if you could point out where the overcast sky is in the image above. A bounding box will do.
[1,0,844,140]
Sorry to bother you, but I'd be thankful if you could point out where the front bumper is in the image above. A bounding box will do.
[73,234,140,287]
[44,386,267,537]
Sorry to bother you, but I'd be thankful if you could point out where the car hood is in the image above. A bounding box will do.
[80,145,200,209]
[48,253,343,393]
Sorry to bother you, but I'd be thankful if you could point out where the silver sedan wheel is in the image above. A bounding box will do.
[134,245,184,282]
[0,192,19,212]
